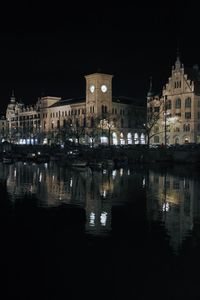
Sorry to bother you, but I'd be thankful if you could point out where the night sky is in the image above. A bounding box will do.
[0,3,199,112]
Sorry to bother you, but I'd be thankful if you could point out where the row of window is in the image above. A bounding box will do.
[49,109,85,119]
[166,98,192,109]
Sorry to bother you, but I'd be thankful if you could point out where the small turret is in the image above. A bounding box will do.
[147,76,154,97]
[10,89,16,103]
[175,48,181,70]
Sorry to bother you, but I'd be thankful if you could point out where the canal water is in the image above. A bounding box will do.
[1,161,200,299]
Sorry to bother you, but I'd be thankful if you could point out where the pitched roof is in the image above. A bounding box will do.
[50,97,85,107]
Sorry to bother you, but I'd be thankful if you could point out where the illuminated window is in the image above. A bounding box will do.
[140,133,145,144]
[101,136,108,144]
[127,133,132,144]
[112,132,118,145]
[134,133,139,144]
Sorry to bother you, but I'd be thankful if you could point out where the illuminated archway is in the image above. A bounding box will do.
[174,136,180,144]
[183,136,190,144]
[120,132,125,145]
[134,133,139,144]
[127,133,132,144]
[140,133,145,144]
[112,132,118,145]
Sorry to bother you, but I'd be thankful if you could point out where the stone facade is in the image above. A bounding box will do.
[147,55,200,145]
[5,73,145,146]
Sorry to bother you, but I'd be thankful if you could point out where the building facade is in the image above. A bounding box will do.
[5,73,145,146]
[147,55,200,145]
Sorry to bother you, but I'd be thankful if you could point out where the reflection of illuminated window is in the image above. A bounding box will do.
[102,190,107,198]
[162,202,169,212]
[100,212,107,226]
[142,178,145,187]
[112,170,117,179]
[89,212,95,226]
[70,178,73,187]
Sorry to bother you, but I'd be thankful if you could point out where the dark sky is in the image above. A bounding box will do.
[0,2,199,111]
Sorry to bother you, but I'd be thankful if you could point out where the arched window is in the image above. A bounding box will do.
[127,133,132,144]
[112,132,118,145]
[120,132,125,145]
[185,97,191,108]
[57,120,60,129]
[183,124,190,132]
[175,98,181,108]
[184,137,189,144]
[140,133,145,144]
[63,119,67,128]
[174,137,179,144]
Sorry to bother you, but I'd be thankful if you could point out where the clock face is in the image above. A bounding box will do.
[90,85,95,93]
[101,84,107,93]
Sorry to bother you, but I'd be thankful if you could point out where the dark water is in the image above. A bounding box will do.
[1,162,200,299]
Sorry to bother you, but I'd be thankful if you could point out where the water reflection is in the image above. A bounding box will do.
[1,161,200,253]
[0,162,144,236]
[146,165,200,253]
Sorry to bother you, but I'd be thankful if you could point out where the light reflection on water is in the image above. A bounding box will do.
[1,161,200,254]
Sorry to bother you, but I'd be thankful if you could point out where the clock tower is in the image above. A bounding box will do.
[85,73,113,117]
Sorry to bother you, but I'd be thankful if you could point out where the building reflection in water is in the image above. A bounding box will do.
[146,166,200,253]
[0,162,144,236]
[1,161,200,253]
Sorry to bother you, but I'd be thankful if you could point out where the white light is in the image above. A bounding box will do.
[120,168,123,176]
[89,212,95,226]
[102,190,107,198]
[39,173,42,182]
[142,178,146,187]
[101,85,107,93]
[112,170,117,179]
[70,178,73,187]
[127,169,130,176]
[100,212,107,226]
[162,202,169,212]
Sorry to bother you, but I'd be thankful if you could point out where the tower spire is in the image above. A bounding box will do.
[175,46,181,70]
[10,89,16,103]
[147,76,154,97]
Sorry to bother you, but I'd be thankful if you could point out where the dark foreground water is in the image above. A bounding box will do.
[1,161,200,299]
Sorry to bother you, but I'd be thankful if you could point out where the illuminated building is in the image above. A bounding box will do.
[147,53,200,145]
[5,73,145,145]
